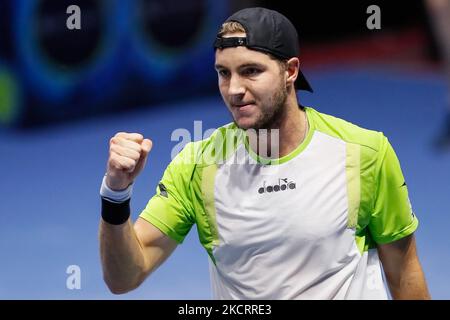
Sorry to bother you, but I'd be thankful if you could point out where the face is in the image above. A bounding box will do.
[215,34,288,130]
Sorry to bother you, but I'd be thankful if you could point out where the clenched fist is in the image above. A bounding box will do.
[106,132,153,191]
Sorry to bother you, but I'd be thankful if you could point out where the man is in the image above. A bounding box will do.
[99,7,430,299]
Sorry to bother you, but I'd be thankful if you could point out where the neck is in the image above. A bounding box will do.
[247,93,308,159]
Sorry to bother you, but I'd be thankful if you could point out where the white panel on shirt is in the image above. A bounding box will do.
[209,131,388,300]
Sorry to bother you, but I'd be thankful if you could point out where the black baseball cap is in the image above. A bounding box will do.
[214,7,313,92]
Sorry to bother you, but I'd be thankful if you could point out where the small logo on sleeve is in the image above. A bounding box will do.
[158,183,168,198]
[407,195,415,218]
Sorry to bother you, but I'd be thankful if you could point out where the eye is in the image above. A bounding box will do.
[242,67,261,76]
[217,69,230,78]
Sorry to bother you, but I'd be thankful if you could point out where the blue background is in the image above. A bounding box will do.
[1,65,449,299]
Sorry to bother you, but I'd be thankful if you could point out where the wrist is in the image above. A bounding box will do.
[105,174,132,192]
[101,197,131,225]
[100,174,133,203]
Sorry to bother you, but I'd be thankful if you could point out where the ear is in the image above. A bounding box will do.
[285,57,300,87]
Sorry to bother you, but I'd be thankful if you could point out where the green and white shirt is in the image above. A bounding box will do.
[140,107,418,299]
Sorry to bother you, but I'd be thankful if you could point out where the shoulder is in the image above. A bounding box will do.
[306,106,388,154]
[174,122,243,167]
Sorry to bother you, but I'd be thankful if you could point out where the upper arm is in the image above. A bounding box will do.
[370,138,430,299]
[138,142,197,243]
[377,233,430,299]
[133,217,178,277]
[369,137,418,244]
[377,233,416,278]
[132,143,198,277]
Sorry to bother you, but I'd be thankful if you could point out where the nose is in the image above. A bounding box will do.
[228,74,245,96]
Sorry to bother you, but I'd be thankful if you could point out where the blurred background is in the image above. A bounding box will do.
[0,0,449,299]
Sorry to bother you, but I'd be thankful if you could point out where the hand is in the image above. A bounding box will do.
[105,132,153,191]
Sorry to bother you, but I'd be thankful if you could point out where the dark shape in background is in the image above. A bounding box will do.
[0,0,228,128]
[0,0,438,129]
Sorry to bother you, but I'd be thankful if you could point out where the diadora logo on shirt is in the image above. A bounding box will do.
[258,178,296,194]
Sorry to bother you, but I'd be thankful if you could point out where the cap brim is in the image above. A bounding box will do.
[295,69,313,92]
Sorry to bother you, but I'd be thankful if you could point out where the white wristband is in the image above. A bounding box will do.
[100,175,133,203]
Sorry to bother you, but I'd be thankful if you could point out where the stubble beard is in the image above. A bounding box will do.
[231,81,288,131]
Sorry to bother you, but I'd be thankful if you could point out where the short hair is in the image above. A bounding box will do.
[217,21,246,37]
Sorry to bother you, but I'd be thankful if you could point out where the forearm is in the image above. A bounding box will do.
[98,132,154,293]
[99,218,148,294]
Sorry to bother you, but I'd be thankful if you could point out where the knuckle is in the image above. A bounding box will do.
[125,161,135,171]
[109,158,120,170]
[128,141,141,152]
[129,150,139,161]
[132,149,141,160]
[110,145,121,157]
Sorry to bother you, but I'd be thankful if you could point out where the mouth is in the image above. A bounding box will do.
[232,102,256,109]
[231,103,257,118]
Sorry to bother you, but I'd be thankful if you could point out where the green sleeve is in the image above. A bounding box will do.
[139,143,197,244]
[369,137,419,244]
